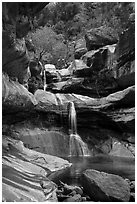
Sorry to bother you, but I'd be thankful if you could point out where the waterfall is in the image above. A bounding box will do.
[68,102,90,157]
[43,70,47,91]
[39,61,47,91]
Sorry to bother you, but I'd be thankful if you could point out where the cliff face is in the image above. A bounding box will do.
[2,3,71,202]
[2,3,48,86]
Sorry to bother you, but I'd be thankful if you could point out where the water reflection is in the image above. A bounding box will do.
[49,155,134,187]
[65,155,135,185]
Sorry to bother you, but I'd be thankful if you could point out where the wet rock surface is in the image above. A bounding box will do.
[56,181,90,202]
[81,169,130,202]
[2,135,70,202]
[3,84,135,158]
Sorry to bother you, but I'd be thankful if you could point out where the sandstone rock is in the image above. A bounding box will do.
[63,194,82,202]
[75,48,87,60]
[68,59,90,77]
[104,85,135,108]
[34,86,134,133]
[2,74,37,112]
[115,22,134,61]
[29,60,43,77]
[8,122,70,157]
[59,182,83,195]
[44,64,56,71]
[47,78,84,94]
[28,76,43,94]
[58,68,71,78]
[112,20,135,89]
[74,38,87,59]
[82,44,116,69]
[81,49,99,67]
[34,90,60,112]
[107,107,135,134]
[85,26,118,51]
[44,64,61,84]
[81,169,130,202]
[109,139,134,158]
[2,32,30,85]
[2,2,48,87]
[2,136,70,202]
[3,77,135,157]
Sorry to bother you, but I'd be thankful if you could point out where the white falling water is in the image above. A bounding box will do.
[43,70,47,91]
[68,102,90,157]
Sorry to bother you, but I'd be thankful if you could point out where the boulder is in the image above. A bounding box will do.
[58,68,71,79]
[82,44,116,69]
[44,64,61,84]
[68,60,90,77]
[81,169,130,202]
[109,139,134,158]
[81,49,99,67]
[85,26,118,51]
[2,136,70,202]
[74,38,87,59]
[28,76,43,94]
[63,194,82,202]
[29,60,43,77]
[47,78,84,94]
[2,74,37,113]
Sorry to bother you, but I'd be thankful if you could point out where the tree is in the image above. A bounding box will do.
[27,25,67,67]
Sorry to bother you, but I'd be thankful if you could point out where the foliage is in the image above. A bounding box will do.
[27,26,67,67]
[26,2,134,68]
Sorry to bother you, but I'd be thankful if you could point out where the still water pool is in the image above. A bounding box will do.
[49,155,135,186]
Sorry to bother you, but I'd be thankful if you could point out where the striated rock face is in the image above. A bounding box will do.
[47,78,85,95]
[33,86,134,156]
[2,74,37,113]
[85,26,118,51]
[7,122,70,157]
[3,77,134,150]
[2,32,30,85]
[45,64,61,84]
[2,2,48,87]
[2,136,71,202]
[112,16,135,89]
[81,169,130,202]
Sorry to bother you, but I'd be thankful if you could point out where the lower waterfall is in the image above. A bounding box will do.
[68,101,90,157]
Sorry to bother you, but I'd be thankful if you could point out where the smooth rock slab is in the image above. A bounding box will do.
[81,169,130,202]
[2,136,71,202]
